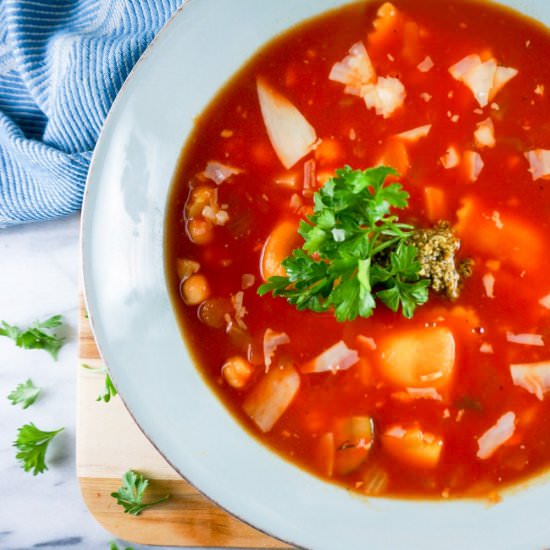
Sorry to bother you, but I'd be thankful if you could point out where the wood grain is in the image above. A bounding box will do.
[77,298,289,547]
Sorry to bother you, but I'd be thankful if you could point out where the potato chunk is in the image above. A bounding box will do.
[382,424,443,468]
[376,326,455,390]
[243,364,300,432]
[455,197,542,272]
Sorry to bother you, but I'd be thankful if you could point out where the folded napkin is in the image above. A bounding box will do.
[0,0,183,228]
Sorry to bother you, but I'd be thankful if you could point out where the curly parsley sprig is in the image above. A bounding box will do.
[258,166,430,321]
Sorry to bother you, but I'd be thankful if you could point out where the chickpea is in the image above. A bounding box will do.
[221,355,253,389]
[198,297,232,329]
[186,186,216,217]
[176,258,200,281]
[187,218,214,245]
[181,274,211,305]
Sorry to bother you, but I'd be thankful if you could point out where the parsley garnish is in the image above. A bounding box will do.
[13,423,64,475]
[110,542,134,550]
[82,364,118,402]
[258,166,430,320]
[8,379,41,409]
[111,470,171,515]
[0,314,64,360]
[97,373,118,403]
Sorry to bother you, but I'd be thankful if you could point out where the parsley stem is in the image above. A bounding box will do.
[371,236,403,256]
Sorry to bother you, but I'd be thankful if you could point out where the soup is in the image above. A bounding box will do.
[166,0,550,499]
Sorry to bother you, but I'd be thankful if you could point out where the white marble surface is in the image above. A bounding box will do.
[0,215,183,550]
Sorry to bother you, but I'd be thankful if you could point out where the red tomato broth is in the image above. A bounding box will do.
[165,0,550,498]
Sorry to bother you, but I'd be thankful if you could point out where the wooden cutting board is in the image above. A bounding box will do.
[77,299,290,548]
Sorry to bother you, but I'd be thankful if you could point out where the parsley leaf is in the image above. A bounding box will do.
[258,166,430,321]
[0,314,64,360]
[111,470,171,515]
[82,364,118,403]
[110,542,134,550]
[13,423,64,475]
[97,373,118,403]
[8,379,41,409]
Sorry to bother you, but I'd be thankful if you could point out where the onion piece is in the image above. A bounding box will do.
[474,118,496,148]
[243,364,300,432]
[203,161,242,185]
[263,328,290,370]
[362,76,406,119]
[480,342,494,354]
[405,387,443,400]
[329,41,376,95]
[395,124,432,142]
[525,149,550,181]
[392,387,443,402]
[463,150,484,182]
[539,293,550,309]
[476,412,516,459]
[257,77,318,169]
[510,361,550,400]
[449,54,517,107]
[356,334,377,351]
[441,146,460,169]
[482,272,495,298]
[417,56,434,73]
[493,66,519,97]
[231,291,248,330]
[301,340,359,374]
[506,332,544,347]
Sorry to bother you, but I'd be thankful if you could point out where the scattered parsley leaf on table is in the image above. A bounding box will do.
[109,542,134,550]
[13,423,64,475]
[258,166,430,321]
[82,364,118,403]
[0,314,65,360]
[111,470,171,515]
[8,379,41,409]
[97,373,118,403]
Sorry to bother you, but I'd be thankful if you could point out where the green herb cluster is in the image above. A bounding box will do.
[8,378,40,409]
[0,314,64,360]
[13,423,64,475]
[111,470,171,516]
[258,166,430,320]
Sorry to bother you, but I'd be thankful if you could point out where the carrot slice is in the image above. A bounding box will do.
[378,137,410,176]
[260,219,301,281]
[243,364,300,433]
[424,186,447,222]
[382,424,443,468]
[376,326,456,390]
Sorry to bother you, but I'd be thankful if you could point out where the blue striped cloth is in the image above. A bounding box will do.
[0,0,183,227]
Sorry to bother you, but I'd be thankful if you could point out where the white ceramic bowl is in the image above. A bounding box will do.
[81,1,550,548]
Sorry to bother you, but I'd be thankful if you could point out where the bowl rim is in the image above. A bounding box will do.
[81,1,550,548]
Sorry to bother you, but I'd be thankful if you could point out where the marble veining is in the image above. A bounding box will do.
[0,216,211,550]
